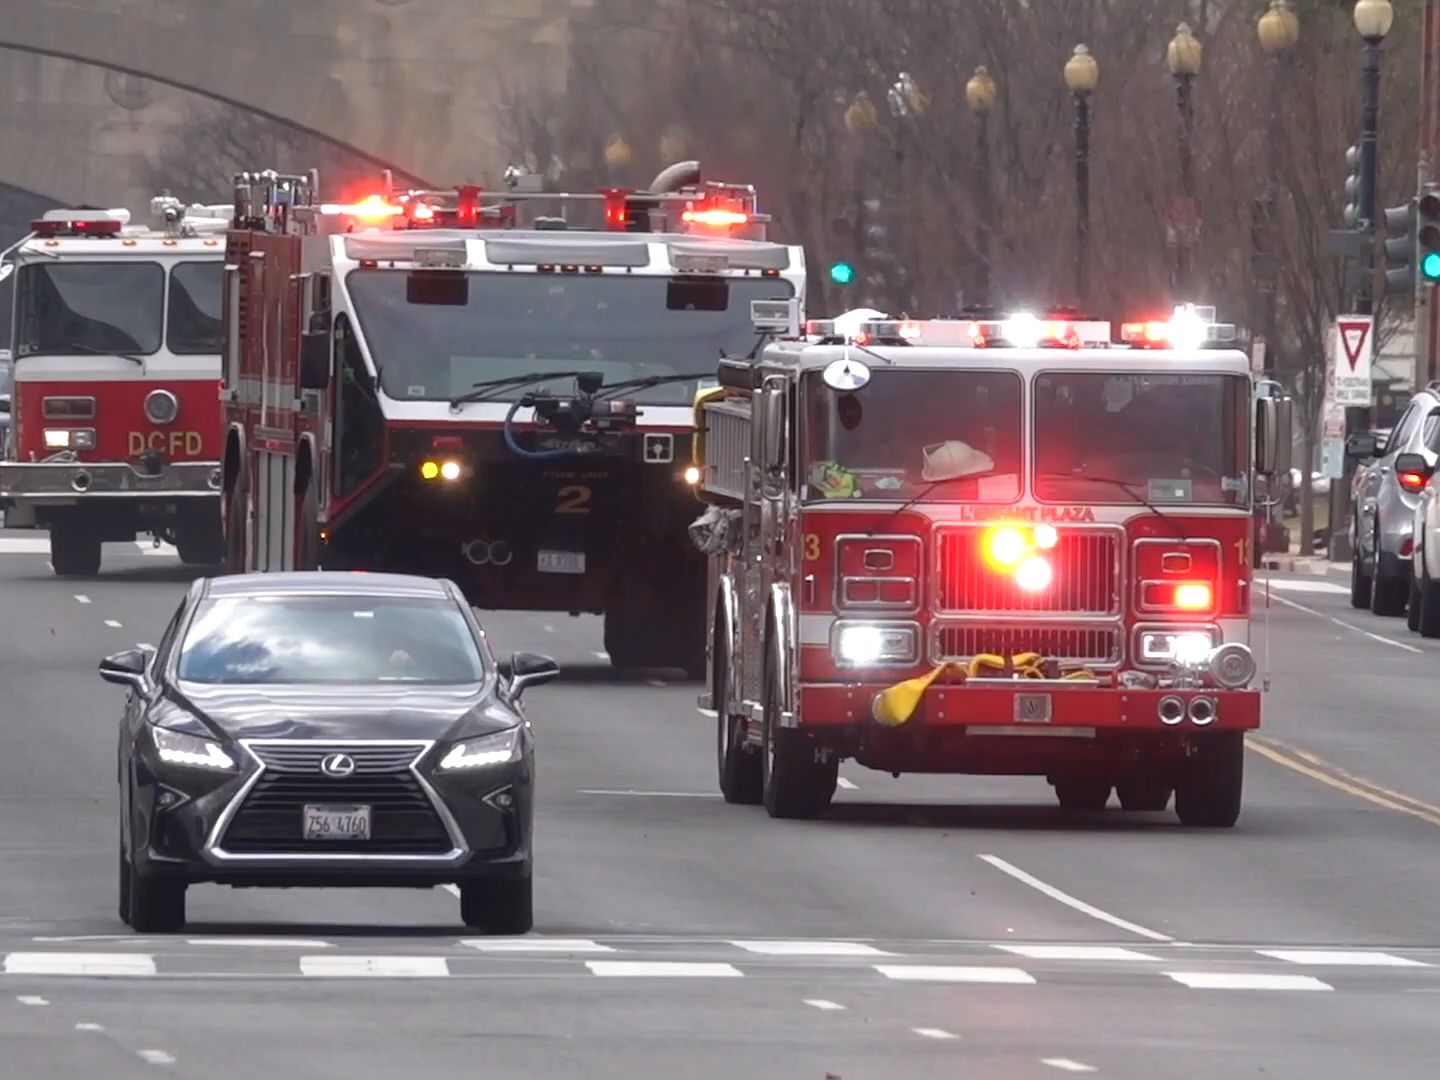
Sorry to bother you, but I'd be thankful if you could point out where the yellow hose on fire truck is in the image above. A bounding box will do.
[872,655,1097,728]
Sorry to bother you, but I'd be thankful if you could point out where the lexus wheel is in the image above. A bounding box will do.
[123,858,187,933]
[459,873,533,934]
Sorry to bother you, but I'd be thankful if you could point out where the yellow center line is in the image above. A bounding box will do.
[1246,738,1440,829]
[1255,735,1440,817]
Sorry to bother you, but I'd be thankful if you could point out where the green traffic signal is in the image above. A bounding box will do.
[829,261,855,285]
[1424,251,1440,283]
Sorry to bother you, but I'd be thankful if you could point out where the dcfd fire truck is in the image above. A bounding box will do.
[0,198,229,575]
[692,302,1293,825]
[220,165,803,675]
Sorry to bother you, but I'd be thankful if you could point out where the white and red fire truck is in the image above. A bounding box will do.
[220,165,803,675]
[692,302,1293,825]
[0,198,229,575]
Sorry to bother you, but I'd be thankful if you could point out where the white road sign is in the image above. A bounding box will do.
[1332,314,1374,407]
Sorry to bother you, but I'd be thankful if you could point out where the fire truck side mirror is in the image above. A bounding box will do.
[300,329,331,391]
[1255,396,1293,477]
[718,358,762,390]
[759,385,786,474]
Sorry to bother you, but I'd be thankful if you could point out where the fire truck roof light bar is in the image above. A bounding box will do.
[30,209,130,237]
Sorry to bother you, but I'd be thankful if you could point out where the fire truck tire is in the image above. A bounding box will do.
[175,516,226,567]
[49,525,101,577]
[760,661,837,819]
[223,475,248,574]
[1174,732,1244,828]
[715,633,761,805]
[294,481,319,571]
[1116,779,1172,812]
[1053,778,1112,812]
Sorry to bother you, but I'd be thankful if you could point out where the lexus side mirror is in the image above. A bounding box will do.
[1395,452,1433,479]
[1346,432,1379,461]
[507,651,560,697]
[99,648,148,687]
[299,329,331,391]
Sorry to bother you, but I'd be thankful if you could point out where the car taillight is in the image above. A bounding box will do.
[1399,471,1427,493]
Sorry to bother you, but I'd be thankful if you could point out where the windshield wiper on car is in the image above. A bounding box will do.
[20,341,146,366]
[868,472,996,536]
[1038,472,1189,538]
[592,373,708,400]
[449,370,593,408]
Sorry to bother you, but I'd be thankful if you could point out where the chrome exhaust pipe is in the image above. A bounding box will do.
[1188,696,1217,726]
[71,471,92,493]
[1157,695,1186,726]
[489,541,512,567]
[463,540,490,566]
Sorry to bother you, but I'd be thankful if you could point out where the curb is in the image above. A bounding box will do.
[1260,554,1334,575]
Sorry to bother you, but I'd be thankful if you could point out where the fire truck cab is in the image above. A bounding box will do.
[221,166,803,676]
[1,199,228,575]
[693,303,1292,825]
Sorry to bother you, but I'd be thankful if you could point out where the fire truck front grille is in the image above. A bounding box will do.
[932,624,1122,667]
[933,527,1121,616]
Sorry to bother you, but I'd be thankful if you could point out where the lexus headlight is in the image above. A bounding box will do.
[832,623,918,667]
[151,727,235,770]
[438,727,522,771]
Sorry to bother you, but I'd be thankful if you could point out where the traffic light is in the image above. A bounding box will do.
[1342,144,1361,228]
[1381,197,1417,299]
[829,261,855,285]
[1419,186,1440,286]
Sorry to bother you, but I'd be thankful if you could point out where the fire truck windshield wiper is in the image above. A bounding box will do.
[592,373,705,400]
[867,473,990,536]
[22,342,145,366]
[449,370,593,408]
[1037,472,1189,538]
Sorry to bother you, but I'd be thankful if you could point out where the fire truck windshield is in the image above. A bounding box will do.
[167,262,224,354]
[14,262,164,357]
[345,270,794,404]
[1033,371,1250,506]
[802,369,1023,502]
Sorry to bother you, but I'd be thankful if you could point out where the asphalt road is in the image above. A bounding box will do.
[1,533,1439,1078]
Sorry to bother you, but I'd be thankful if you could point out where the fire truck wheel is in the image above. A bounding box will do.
[223,474,248,574]
[459,874,533,934]
[715,633,761,805]
[760,662,837,820]
[294,481,320,571]
[49,525,101,577]
[1174,732,1244,828]
[1116,779,1172,812]
[175,516,226,567]
[1053,778,1112,812]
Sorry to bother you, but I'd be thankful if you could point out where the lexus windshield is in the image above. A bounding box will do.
[345,270,795,404]
[802,369,1023,502]
[1033,371,1250,505]
[14,262,164,356]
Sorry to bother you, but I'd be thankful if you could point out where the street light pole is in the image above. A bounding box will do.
[966,66,997,307]
[1167,23,1202,300]
[1064,45,1099,307]
[1257,1,1300,380]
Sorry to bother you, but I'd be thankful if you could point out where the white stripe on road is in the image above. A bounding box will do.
[875,965,1036,984]
[104,620,122,628]
[183,938,332,948]
[462,938,614,954]
[75,1022,104,1031]
[73,594,91,605]
[138,1050,176,1066]
[977,854,1173,942]
[996,944,1158,962]
[1165,971,1332,991]
[0,539,51,554]
[4,952,155,976]
[804,999,847,1011]
[912,1027,959,1040]
[1263,577,1348,594]
[836,777,859,790]
[1259,949,1429,967]
[586,961,742,977]
[1041,1059,1098,1073]
[730,940,890,957]
[1269,594,1424,654]
[580,789,719,798]
[15,995,47,1006]
[298,955,449,977]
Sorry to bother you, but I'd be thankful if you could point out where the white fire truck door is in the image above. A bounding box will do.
[251,449,296,572]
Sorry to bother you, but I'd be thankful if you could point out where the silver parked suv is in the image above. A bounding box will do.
[1347,385,1440,616]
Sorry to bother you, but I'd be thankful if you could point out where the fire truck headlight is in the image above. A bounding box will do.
[1207,642,1256,689]
[1139,629,1215,665]
[144,389,180,425]
[984,526,1029,569]
[1170,632,1214,667]
[832,623,918,667]
[439,460,461,481]
[43,428,95,450]
[683,465,701,485]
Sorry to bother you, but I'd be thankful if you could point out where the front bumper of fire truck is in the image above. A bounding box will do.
[0,458,223,505]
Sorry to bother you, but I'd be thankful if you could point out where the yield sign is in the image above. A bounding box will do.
[1332,314,1374,407]
[1338,317,1372,372]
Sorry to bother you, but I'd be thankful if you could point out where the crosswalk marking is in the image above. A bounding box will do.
[586,961,742,977]
[875,964,1036,985]
[0,538,179,557]
[1165,971,1332,991]
[461,938,614,954]
[731,940,890,957]
[997,944,1158,962]
[1259,949,1430,967]
[4,952,156,976]
[299,955,449,977]
[1263,577,1348,594]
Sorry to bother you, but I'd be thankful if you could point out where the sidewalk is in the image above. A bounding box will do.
[1259,548,1347,577]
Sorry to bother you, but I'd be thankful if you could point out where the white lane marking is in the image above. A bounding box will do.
[1165,971,1332,991]
[804,999,847,1011]
[73,594,91,605]
[4,952,155,976]
[592,651,609,660]
[997,944,1158,962]
[587,961,742,977]
[137,542,177,558]
[731,940,891,957]
[1264,578,1348,594]
[837,777,859,790]
[542,625,557,634]
[183,938,332,948]
[912,1027,959,1040]
[439,884,460,897]
[1259,949,1430,967]
[1042,1059,1098,1073]
[1270,594,1424,654]
[298,955,449,977]
[0,539,52,554]
[978,855,1173,942]
[875,965,1036,985]
[16,995,47,1006]
[646,678,669,687]
[138,1050,176,1066]
[136,642,155,650]
[580,789,719,798]
[462,938,614,954]
[75,1022,104,1032]
[103,620,123,628]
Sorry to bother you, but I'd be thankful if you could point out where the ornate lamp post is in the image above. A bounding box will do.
[1166,23,1202,299]
[1064,45,1099,305]
[966,66,997,307]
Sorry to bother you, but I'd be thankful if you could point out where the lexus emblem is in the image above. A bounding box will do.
[320,753,356,778]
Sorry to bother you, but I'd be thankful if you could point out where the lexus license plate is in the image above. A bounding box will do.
[303,804,371,841]
[537,550,586,575]
[1014,694,1053,724]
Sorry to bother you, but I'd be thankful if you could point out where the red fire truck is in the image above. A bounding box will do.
[693,303,1293,825]
[1,198,229,575]
[220,166,804,676]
